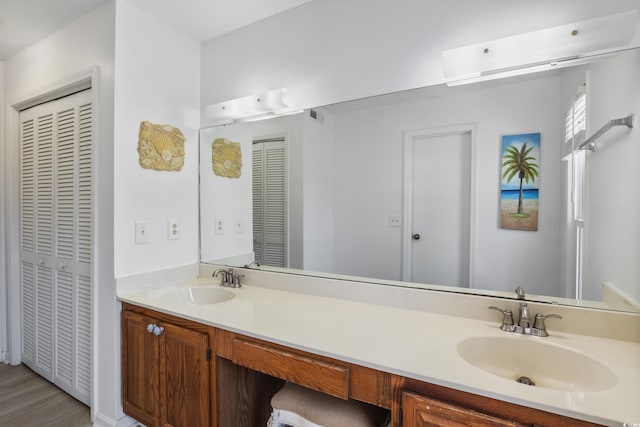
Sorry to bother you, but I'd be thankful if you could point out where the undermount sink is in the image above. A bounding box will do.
[176,287,236,305]
[457,336,617,392]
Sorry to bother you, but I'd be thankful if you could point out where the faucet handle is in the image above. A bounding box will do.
[488,306,515,331]
[515,286,526,300]
[532,313,563,336]
[212,269,229,285]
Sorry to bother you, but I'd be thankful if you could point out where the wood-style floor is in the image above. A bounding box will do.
[0,363,91,427]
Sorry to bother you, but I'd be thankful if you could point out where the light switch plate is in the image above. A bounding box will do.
[135,221,150,244]
[234,217,243,234]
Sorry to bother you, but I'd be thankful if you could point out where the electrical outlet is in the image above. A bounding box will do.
[388,215,401,228]
[215,217,225,235]
[135,221,150,244]
[167,219,180,240]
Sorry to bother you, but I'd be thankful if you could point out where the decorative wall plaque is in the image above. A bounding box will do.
[212,138,242,178]
[137,121,185,171]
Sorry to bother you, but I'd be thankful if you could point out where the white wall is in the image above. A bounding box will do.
[199,124,253,263]
[331,74,565,296]
[2,2,116,425]
[200,0,640,121]
[0,60,7,363]
[584,49,640,304]
[113,0,201,278]
[302,110,334,272]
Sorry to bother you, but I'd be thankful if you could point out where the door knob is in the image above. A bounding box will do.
[412,233,421,240]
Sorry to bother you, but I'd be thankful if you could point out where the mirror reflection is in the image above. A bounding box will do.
[200,48,640,312]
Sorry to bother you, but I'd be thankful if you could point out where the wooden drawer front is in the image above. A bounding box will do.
[402,391,525,427]
[232,338,349,399]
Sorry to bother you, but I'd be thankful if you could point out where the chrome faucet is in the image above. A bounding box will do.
[489,303,562,337]
[518,302,531,329]
[212,268,243,288]
[244,261,261,269]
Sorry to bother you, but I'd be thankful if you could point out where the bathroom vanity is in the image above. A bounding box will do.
[121,302,602,427]
[118,267,640,427]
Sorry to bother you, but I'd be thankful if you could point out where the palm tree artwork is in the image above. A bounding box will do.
[500,133,540,231]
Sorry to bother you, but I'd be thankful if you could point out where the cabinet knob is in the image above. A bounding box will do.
[146,323,164,335]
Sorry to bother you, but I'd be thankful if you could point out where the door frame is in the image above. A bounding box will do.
[6,66,99,413]
[402,123,478,287]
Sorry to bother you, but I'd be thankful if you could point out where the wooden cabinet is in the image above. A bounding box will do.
[122,303,602,427]
[121,310,210,427]
[401,391,525,427]
[122,311,160,426]
[395,377,602,427]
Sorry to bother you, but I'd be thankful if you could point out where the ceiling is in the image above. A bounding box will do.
[0,0,312,60]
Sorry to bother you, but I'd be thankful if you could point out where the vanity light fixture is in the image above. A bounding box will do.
[442,10,638,86]
[205,88,290,124]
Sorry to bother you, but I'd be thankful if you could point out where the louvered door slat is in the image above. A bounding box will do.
[55,271,74,386]
[76,274,92,397]
[54,106,77,394]
[20,116,37,369]
[36,115,54,257]
[56,108,76,261]
[21,262,35,365]
[77,103,93,265]
[21,120,35,253]
[36,265,54,379]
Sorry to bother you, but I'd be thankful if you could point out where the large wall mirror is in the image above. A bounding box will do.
[200,47,639,313]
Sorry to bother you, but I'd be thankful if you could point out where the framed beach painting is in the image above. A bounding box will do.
[500,133,540,231]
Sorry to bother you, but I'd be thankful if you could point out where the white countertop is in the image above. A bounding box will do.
[118,277,640,426]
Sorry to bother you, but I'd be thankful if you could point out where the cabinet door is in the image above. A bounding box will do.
[122,311,161,427]
[402,391,524,427]
[160,323,210,427]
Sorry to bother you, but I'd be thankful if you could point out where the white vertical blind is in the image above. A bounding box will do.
[253,139,287,267]
[19,89,93,405]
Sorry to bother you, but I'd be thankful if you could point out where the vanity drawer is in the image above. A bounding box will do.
[231,338,349,399]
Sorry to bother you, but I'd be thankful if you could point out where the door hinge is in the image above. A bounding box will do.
[206,348,211,361]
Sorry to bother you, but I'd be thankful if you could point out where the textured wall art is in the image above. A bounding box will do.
[137,121,185,171]
[212,137,242,178]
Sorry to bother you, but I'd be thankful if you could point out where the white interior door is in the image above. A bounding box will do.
[20,89,93,405]
[404,130,472,287]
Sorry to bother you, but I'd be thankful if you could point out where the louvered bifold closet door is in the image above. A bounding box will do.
[19,89,93,406]
[252,143,265,263]
[252,139,286,267]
